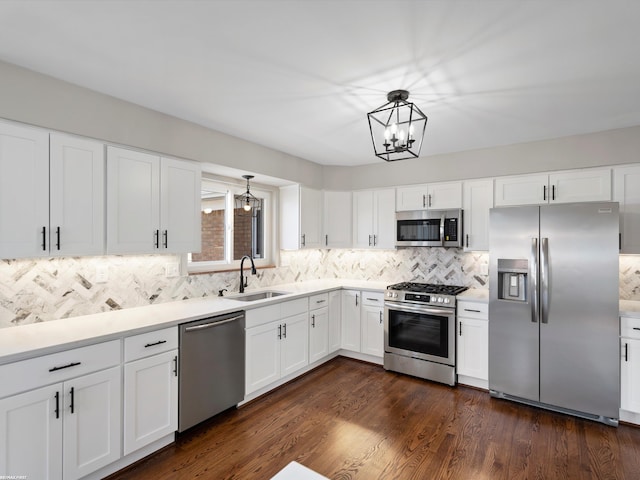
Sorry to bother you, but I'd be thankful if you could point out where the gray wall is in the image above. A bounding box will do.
[2,59,639,192]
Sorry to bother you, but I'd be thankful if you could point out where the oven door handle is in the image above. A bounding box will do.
[384,301,454,316]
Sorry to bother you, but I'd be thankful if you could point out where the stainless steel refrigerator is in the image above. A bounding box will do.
[488,202,619,426]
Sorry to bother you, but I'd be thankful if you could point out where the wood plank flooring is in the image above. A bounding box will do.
[107,357,640,480]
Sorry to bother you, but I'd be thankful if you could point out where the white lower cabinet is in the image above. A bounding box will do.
[123,327,178,456]
[328,290,342,353]
[309,293,330,364]
[0,355,121,480]
[341,290,361,351]
[360,292,384,358]
[621,317,640,419]
[456,300,489,389]
[245,299,309,395]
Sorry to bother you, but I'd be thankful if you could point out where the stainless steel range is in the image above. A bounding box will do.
[384,282,468,386]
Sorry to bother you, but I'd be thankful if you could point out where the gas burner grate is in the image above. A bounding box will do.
[387,282,468,296]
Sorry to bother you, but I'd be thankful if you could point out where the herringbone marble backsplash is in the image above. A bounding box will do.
[1,249,639,328]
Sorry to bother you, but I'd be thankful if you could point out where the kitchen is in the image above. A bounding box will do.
[2,1,640,479]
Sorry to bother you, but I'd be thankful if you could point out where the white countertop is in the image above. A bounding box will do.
[620,300,640,318]
[0,279,388,365]
[457,288,489,303]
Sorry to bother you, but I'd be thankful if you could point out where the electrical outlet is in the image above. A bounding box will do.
[165,262,180,278]
[95,266,109,283]
[480,264,489,276]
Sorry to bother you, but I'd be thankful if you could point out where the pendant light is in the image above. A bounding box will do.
[235,175,261,213]
[367,89,427,162]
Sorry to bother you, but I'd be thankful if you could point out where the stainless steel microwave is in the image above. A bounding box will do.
[395,209,463,247]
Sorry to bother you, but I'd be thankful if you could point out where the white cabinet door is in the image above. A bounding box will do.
[341,290,361,352]
[353,190,375,248]
[427,182,463,209]
[0,121,49,259]
[456,317,488,381]
[124,350,178,456]
[549,168,611,204]
[621,338,640,414]
[309,307,329,363]
[614,165,640,254]
[246,321,281,394]
[396,184,428,211]
[360,305,384,357]
[328,290,342,353]
[463,179,493,251]
[0,383,63,480]
[160,157,201,253]
[300,187,323,248]
[281,312,309,377]
[49,134,105,257]
[323,191,352,248]
[373,188,396,249]
[63,366,121,480]
[107,146,160,254]
[494,173,548,206]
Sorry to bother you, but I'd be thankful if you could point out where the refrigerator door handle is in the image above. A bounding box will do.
[540,237,550,324]
[531,237,539,323]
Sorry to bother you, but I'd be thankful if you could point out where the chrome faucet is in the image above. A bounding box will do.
[239,255,257,293]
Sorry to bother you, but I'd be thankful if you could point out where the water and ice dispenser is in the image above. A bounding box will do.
[497,259,528,302]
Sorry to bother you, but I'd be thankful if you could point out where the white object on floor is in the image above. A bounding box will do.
[270,461,329,480]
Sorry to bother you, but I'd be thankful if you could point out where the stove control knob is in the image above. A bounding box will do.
[437,296,443,303]
[443,298,450,304]
[393,292,398,299]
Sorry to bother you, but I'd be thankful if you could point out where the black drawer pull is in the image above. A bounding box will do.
[144,340,167,348]
[633,327,640,331]
[55,391,60,419]
[464,308,482,313]
[49,361,81,372]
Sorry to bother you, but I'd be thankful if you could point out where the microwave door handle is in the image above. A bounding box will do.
[440,213,445,246]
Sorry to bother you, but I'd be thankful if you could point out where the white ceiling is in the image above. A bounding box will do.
[1,0,640,167]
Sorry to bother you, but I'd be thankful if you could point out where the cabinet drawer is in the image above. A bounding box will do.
[0,340,121,399]
[309,293,329,310]
[457,301,488,319]
[621,316,640,340]
[246,304,281,329]
[124,326,178,362]
[362,291,384,307]
[281,298,309,318]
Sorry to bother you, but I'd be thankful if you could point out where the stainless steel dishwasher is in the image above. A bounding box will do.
[178,311,245,432]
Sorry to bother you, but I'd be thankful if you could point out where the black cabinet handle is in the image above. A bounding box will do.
[355,294,359,307]
[56,226,61,250]
[282,323,287,338]
[42,226,47,251]
[466,234,469,248]
[633,327,640,331]
[325,234,328,246]
[278,324,282,340]
[311,314,315,328]
[163,230,168,248]
[70,387,75,414]
[543,185,547,201]
[552,185,556,201]
[173,356,178,376]
[301,234,306,247]
[423,194,426,208]
[464,308,482,313]
[55,391,60,419]
[144,340,167,348]
[368,235,372,246]
[625,343,629,362]
[373,235,377,246]
[154,229,160,248]
[459,323,462,336]
[49,361,81,372]
[379,311,383,324]
[428,194,432,207]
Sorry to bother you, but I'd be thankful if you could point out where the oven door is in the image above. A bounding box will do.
[384,301,455,366]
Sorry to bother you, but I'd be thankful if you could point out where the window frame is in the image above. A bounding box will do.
[187,177,275,274]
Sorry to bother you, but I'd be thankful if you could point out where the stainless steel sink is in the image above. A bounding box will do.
[230,291,290,302]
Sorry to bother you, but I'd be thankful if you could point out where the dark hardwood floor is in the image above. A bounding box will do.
[107,357,640,480]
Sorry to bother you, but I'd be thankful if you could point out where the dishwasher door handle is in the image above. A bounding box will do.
[184,315,244,331]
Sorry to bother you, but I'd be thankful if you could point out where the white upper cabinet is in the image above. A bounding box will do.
[353,189,395,249]
[280,184,323,249]
[50,134,105,256]
[462,179,493,251]
[0,121,50,259]
[107,146,201,254]
[614,164,640,253]
[323,191,352,248]
[0,123,105,259]
[495,169,611,206]
[396,181,462,211]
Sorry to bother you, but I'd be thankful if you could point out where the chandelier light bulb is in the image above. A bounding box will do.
[244,198,252,211]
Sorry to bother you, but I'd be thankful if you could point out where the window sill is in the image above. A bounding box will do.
[188,264,277,276]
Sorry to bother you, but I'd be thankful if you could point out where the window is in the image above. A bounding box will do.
[188,178,273,273]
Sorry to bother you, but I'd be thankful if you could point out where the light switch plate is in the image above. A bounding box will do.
[95,266,109,283]
[165,262,180,278]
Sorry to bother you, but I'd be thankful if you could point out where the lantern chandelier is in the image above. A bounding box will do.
[367,89,428,162]
[235,175,261,213]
